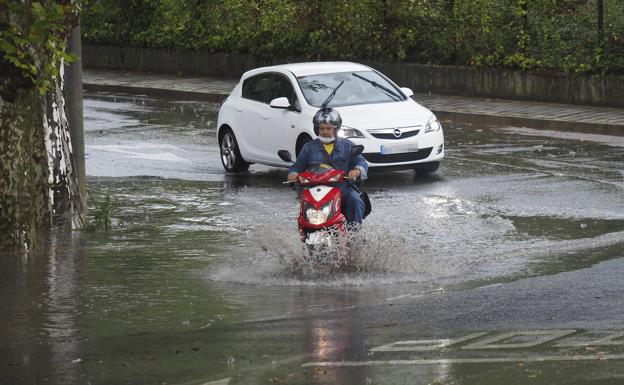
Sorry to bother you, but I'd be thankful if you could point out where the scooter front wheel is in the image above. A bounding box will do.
[305,231,333,263]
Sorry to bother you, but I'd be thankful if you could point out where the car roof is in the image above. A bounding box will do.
[242,62,372,78]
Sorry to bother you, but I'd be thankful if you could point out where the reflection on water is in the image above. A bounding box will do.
[84,93,219,138]
[0,232,86,385]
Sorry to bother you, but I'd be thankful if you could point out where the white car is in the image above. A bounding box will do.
[217,62,444,174]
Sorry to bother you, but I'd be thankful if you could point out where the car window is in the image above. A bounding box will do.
[297,71,405,108]
[242,73,272,103]
[270,74,300,111]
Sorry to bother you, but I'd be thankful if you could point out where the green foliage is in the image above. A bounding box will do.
[85,194,113,232]
[82,0,624,74]
[0,0,83,94]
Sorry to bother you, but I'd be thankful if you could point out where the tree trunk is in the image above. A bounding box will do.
[44,63,86,230]
[0,62,85,252]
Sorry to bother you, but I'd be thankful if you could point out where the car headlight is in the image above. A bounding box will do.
[338,126,365,138]
[305,202,334,225]
[425,116,442,133]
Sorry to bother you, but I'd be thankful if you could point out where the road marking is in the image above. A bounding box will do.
[462,330,577,350]
[385,293,416,301]
[557,331,624,347]
[302,354,624,367]
[87,144,190,162]
[385,287,446,302]
[200,378,231,385]
[371,332,488,352]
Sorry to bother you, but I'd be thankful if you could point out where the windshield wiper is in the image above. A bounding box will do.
[321,80,345,108]
[352,72,402,101]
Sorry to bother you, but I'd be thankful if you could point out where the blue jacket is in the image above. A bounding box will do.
[289,138,368,179]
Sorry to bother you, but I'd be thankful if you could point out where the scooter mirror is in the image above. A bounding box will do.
[349,144,364,159]
[278,150,294,163]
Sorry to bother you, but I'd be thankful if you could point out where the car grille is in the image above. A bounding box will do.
[370,130,419,140]
[363,147,433,163]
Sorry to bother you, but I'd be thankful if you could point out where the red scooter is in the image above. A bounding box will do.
[278,146,365,263]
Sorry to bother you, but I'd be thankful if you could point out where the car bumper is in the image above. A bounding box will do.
[352,130,444,169]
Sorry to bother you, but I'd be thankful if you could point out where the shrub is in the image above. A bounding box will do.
[82,0,624,74]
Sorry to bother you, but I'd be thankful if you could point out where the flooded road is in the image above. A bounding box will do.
[1,92,623,385]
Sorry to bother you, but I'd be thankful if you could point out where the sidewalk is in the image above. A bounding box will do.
[83,69,624,135]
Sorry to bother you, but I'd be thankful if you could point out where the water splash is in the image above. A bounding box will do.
[206,216,427,286]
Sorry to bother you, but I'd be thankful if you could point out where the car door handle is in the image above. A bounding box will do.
[261,114,269,120]
[235,107,242,112]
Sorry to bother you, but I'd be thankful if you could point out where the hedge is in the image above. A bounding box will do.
[82,0,624,74]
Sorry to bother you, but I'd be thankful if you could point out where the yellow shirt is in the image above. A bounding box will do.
[320,143,334,169]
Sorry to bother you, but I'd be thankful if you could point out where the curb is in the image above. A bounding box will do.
[83,83,227,103]
[434,111,624,136]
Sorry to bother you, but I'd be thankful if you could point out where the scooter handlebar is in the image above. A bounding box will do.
[282,176,358,186]
[283,169,360,187]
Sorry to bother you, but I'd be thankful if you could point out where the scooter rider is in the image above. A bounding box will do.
[287,108,368,226]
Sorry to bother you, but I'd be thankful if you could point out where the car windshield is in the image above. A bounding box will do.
[297,71,405,107]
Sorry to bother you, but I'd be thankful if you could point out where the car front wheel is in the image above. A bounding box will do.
[220,129,249,173]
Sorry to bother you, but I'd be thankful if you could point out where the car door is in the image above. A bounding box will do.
[237,73,272,161]
[257,73,302,163]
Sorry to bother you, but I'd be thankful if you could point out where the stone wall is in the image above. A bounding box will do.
[83,45,624,108]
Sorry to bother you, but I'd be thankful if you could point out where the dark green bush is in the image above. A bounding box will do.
[82,0,624,74]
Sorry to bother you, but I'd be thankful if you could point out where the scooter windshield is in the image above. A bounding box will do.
[307,165,334,174]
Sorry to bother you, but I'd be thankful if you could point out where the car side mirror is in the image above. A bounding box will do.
[400,87,414,98]
[270,97,291,109]
[349,145,364,159]
[278,150,294,163]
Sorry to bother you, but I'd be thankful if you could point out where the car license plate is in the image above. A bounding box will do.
[380,143,419,155]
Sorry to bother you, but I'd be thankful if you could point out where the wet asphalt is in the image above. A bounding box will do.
[1,92,624,385]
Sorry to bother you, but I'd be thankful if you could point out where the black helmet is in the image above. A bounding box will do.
[313,107,342,136]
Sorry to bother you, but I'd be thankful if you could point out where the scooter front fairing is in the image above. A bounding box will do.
[297,169,347,244]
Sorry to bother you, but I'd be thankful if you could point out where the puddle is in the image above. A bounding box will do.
[502,215,624,240]
[500,127,624,148]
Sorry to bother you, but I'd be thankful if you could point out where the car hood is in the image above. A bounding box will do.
[336,100,433,130]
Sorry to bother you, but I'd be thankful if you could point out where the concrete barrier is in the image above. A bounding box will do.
[83,45,624,108]
[370,62,624,108]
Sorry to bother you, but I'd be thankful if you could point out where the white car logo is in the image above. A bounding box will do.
[393,128,402,138]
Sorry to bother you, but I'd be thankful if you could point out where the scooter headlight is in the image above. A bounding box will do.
[304,202,334,225]
[327,174,341,183]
